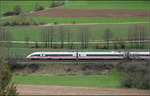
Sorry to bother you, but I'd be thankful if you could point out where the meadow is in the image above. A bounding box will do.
[12,72,122,88]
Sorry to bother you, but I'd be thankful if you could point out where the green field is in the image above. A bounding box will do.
[1,1,51,14]
[4,23,149,42]
[1,1,148,24]
[58,1,149,10]
[2,1,148,15]
[12,72,122,88]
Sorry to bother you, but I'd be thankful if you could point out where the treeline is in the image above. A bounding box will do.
[0,24,149,50]
[2,14,46,26]
[24,24,148,49]
[3,1,66,17]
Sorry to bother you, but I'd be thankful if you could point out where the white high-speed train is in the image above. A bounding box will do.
[26,52,150,60]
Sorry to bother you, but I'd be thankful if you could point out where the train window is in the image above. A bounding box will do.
[31,54,40,56]
[86,54,123,56]
[45,54,72,56]
[132,54,149,56]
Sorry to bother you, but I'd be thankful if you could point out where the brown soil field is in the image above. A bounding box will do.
[28,8,149,17]
[17,84,150,95]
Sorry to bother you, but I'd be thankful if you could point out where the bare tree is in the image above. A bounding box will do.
[78,26,90,49]
[24,34,30,48]
[78,29,84,49]
[140,26,147,48]
[84,26,90,49]
[49,26,54,48]
[41,28,49,48]
[128,27,133,49]
[40,29,44,47]
[128,24,147,49]
[0,29,12,58]
[66,27,71,48]
[59,26,65,48]
[133,24,138,49]
[103,28,112,49]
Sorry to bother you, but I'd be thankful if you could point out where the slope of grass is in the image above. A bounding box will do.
[58,1,149,10]
[12,72,122,88]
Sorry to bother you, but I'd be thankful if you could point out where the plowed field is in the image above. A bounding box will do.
[28,8,149,17]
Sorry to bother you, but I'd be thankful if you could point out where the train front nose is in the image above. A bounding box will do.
[26,55,31,59]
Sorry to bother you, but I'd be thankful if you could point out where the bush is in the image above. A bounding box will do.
[54,21,58,25]
[49,1,65,8]
[117,61,149,89]
[81,64,113,71]
[28,64,39,73]
[3,11,18,16]
[35,3,44,11]
[3,21,10,26]
[13,5,21,15]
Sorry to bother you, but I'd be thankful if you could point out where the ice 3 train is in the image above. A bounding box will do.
[26,52,150,60]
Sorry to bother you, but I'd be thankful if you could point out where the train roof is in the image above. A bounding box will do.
[31,52,150,55]
[130,52,150,54]
[31,51,125,54]
[31,52,75,54]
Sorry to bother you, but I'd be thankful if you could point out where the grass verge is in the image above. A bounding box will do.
[11,72,122,88]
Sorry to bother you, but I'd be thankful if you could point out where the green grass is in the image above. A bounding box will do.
[1,16,149,24]
[4,23,149,42]
[29,17,149,24]
[1,1,51,14]
[58,1,149,10]
[11,72,122,88]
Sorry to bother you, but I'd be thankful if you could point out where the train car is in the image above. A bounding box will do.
[26,51,125,60]
[78,52,125,60]
[129,52,150,59]
[26,52,76,60]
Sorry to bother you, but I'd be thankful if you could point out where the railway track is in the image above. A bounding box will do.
[14,59,148,65]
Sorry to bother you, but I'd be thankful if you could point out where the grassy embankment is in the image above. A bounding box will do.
[12,72,122,88]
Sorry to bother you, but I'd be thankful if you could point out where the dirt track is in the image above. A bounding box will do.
[17,84,150,95]
[41,22,149,27]
[28,8,149,17]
